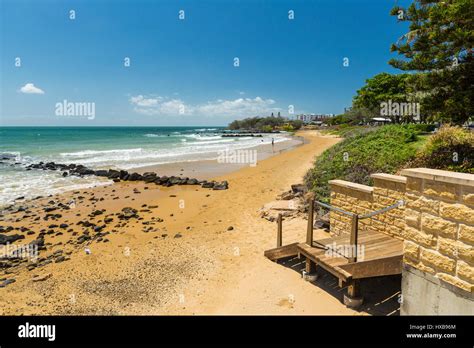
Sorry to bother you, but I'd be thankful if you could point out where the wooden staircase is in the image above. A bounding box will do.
[264,198,405,307]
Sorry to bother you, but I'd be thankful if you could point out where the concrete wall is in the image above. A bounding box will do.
[401,264,474,315]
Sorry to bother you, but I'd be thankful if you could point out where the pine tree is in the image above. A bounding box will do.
[389,0,474,124]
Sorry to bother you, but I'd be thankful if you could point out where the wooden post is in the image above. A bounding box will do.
[306,198,314,246]
[305,258,316,273]
[349,214,359,263]
[277,213,282,247]
[347,280,360,298]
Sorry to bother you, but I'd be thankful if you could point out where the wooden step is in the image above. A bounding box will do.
[264,242,299,261]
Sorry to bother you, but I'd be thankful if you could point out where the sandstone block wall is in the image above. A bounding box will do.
[370,173,406,240]
[401,168,474,293]
[329,174,406,238]
[329,180,373,236]
[328,168,473,295]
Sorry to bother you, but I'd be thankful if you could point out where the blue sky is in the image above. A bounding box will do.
[0,0,410,126]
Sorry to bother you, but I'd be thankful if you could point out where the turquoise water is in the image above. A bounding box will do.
[0,127,288,206]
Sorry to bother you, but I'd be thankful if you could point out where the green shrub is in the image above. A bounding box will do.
[409,125,474,173]
[289,120,303,130]
[261,125,273,132]
[304,125,421,202]
[281,124,295,132]
[408,124,436,133]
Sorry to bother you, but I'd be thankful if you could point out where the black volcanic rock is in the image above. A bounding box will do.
[0,234,25,245]
[107,169,120,179]
[24,161,227,190]
[201,181,215,189]
[213,181,229,190]
[118,207,138,220]
[94,170,109,177]
[129,172,142,181]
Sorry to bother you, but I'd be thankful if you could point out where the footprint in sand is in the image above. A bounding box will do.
[277,298,294,309]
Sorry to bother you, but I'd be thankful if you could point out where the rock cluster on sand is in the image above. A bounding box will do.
[259,183,308,222]
[26,162,229,190]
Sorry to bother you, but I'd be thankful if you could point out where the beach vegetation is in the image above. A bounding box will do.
[228,116,286,131]
[305,123,474,202]
[304,125,427,202]
[227,116,303,132]
[407,125,474,173]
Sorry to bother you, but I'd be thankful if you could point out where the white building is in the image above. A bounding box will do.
[295,113,335,123]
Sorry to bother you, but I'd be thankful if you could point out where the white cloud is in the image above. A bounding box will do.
[129,95,280,117]
[130,95,190,116]
[19,83,45,94]
[197,97,279,117]
[129,95,161,107]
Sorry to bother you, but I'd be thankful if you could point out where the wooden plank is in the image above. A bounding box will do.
[315,230,388,248]
[340,255,402,279]
[316,233,392,260]
[297,243,352,281]
[264,242,299,261]
[362,239,403,261]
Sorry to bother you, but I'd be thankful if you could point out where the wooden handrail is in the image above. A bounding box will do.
[275,198,403,259]
[306,198,314,246]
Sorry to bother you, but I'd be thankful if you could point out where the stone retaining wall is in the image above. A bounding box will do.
[401,168,473,293]
[329,173,406,239]
[328,168,473,295]
[329,180,373,237]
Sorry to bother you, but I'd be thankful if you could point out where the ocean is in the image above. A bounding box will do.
[0,127,289,206]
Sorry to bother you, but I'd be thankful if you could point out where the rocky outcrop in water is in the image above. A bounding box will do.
[26,162,229,190]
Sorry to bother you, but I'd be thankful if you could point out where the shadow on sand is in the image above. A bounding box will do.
[278,256,401,316]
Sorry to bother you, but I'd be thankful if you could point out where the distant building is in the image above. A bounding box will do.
[370,117,392,126]
[295,113,334,124]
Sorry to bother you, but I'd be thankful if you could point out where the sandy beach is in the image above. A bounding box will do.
[0,130,400,315]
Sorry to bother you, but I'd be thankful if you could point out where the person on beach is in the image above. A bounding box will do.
[271,138,274,152]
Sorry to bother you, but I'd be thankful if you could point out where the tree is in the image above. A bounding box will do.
[389,0,474,124]
[327,107,378,126]
[289,119,303,130]
[353,73,412,122]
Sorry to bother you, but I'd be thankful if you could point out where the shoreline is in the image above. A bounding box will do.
[134,134,304,180]
[0,130,360,315]
[0,133,301,208]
